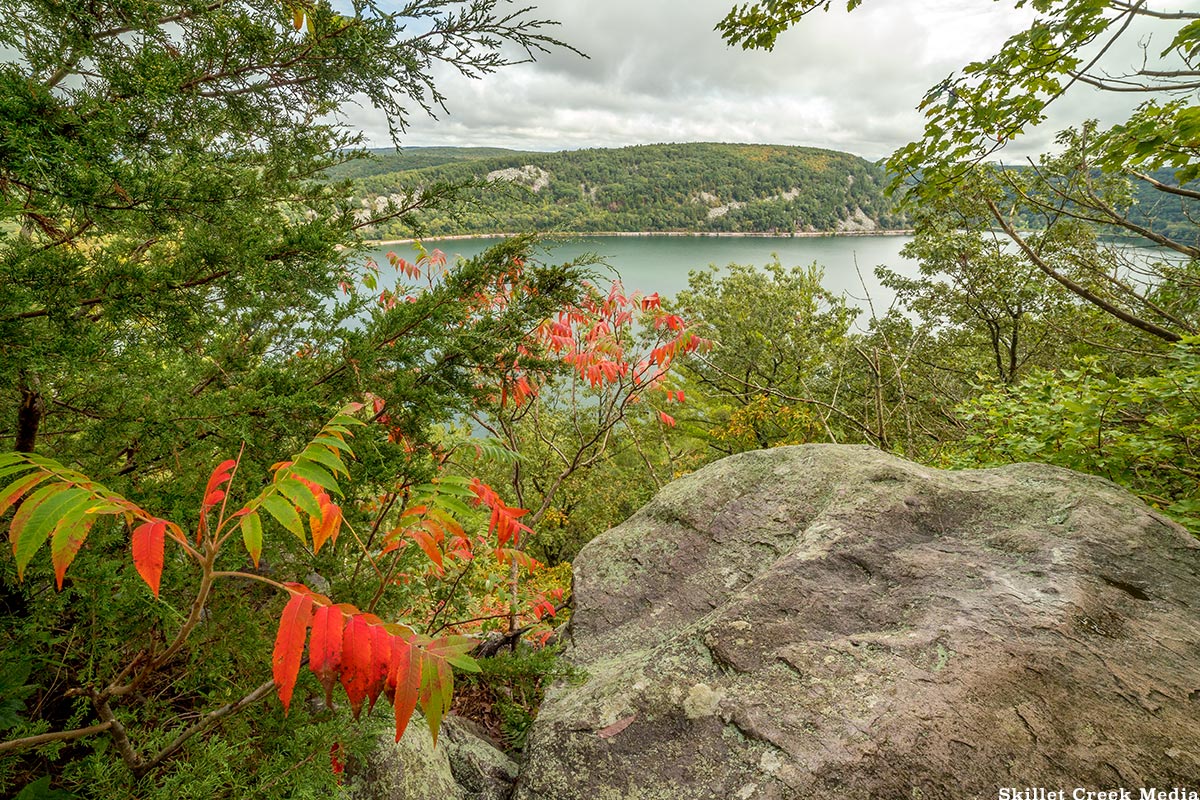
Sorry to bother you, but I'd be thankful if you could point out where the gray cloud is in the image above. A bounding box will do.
[343,0,1155,161]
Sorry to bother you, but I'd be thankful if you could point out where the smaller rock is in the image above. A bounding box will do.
[444,717,519,800]
[347,714,517,800]
[305,571,330,594]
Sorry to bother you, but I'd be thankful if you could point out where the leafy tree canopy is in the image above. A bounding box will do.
[0,1,593,796]
[718,0,1200,341]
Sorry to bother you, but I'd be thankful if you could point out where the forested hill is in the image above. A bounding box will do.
[329,143,906,237]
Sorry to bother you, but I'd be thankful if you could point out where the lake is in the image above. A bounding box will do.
[363,234,916,314]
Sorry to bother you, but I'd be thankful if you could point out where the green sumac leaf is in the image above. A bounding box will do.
[417,482,474,499]
[445,653,482,673]
[312,436,354,453]
[419,651,452,744]
[298,444,348,477]
[13,485,88,580]
[276,477,322,518]
[433,495,473,518]
[286,461,340,496]
[83,501,127,516]
[433,475,475,489]
[262,494,306,544]
[50,493,100,589]
[0,462,38,482]
[241,511,263,567]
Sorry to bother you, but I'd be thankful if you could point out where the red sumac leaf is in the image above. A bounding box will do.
[341,615,373,720]
[204,459,237,497]
[282,580,333,606]
[132,520,167,598]
[201,460,236,513]
[366,623,392,715]
[309,604,344,708]
[273,593,314,714]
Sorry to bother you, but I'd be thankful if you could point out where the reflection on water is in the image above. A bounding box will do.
[362,234,918,314]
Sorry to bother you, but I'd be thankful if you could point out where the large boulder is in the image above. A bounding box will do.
[515,445,1200,800]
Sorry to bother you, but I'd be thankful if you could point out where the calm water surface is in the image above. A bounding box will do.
[364,234,916,313]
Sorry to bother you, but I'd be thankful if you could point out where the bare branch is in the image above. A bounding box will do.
[1130,170,1200,201]
[985,198,1183,342]
[137,678,278,775]
[0,722,113,755]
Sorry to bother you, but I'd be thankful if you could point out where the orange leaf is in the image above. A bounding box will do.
[282,580,332,606]
[273,593,314,714]
[495,547,540,572]
[421,518,445,543]
[410,527,443,569]
[311,503,341,555]
[398,504,428,521]
[132,520,166,598]
[309,604,344,708]
[341,614,373,720]
[390,636,421,742]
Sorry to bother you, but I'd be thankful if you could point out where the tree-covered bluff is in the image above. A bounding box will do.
[331,142,906,237]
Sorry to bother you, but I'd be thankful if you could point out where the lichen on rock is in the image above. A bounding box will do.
[515,444,1200,800]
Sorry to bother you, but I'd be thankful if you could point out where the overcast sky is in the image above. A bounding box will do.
[343,0,1153,161]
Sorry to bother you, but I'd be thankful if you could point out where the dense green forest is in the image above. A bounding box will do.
[330,142,907,237]
[333,143,1199,244]
[2,0,1199,798]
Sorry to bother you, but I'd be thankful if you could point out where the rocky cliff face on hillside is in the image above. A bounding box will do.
[514,445,1200,800]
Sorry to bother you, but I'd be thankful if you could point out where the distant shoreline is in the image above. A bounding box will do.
[366,229,915,246]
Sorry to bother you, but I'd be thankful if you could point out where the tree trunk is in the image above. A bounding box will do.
[15,374,44,453]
